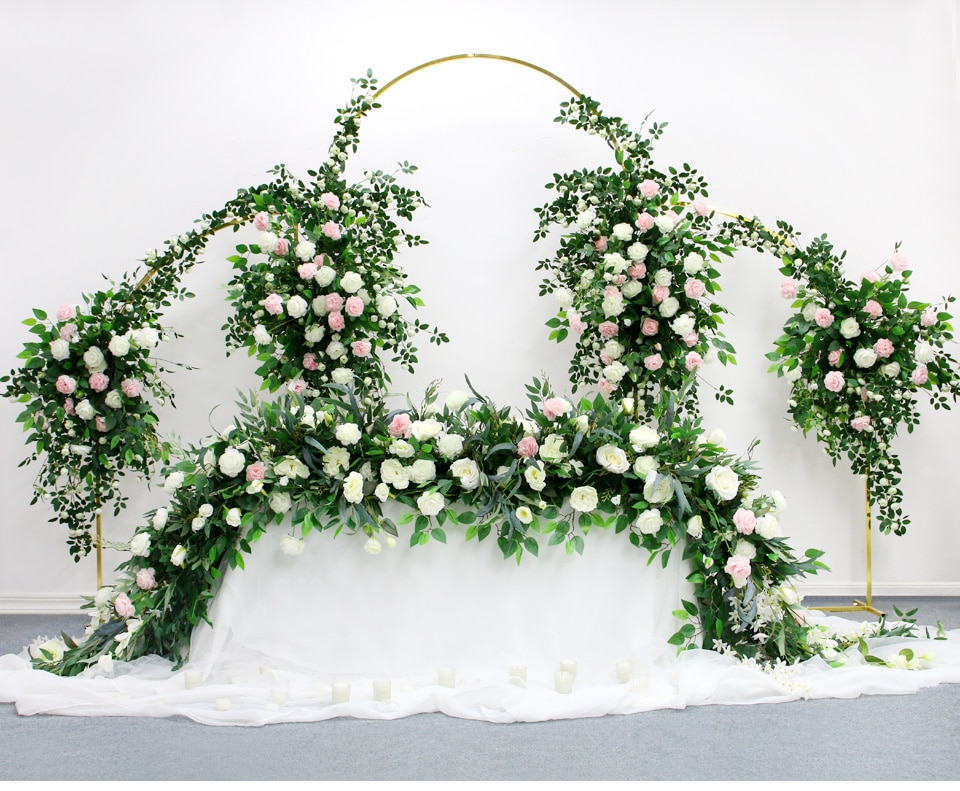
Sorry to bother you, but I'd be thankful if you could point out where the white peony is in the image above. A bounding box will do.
[314,266,336,287]
[343,471,365,503]
[756,514,782,539]
[770,490,788,514]
[437,433,464,459]
[340,271,363,293]
[295,240,317,261]
[108,335,130,357]
[854,348,877,368]
[636,508,664,535]
[269,491,292,514]
[218,448,246,477]
[627,242,649,262]
[644,472,674,504]
[335,423,363,446]
[839,317,861,339]
[280,535,305,556]
[417,490,445,517]
[130,533,151,557]
[286,295,308,319]
[410,418,443,442]
[658,297,680,318]
[450,458,482,490]
[612,222,633,241]
[569,485,599,513]
[596,443,630,473]
[705,464,740,501]
[629,425,660,451]
[49,338,70,361]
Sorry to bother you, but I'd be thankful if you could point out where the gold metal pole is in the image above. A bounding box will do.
[96,511,103,590]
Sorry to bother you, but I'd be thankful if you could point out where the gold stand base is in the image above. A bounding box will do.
[814,599,884,618]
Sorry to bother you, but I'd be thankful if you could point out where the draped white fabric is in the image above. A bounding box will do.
[2,523,960,725]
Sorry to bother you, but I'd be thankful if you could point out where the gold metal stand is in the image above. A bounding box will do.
[95,512,103,590]
[814,473,884,617]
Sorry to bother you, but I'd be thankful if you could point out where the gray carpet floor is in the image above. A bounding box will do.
[1,596,958,781]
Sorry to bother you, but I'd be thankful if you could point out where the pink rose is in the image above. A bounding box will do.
[542,397,569,420]
[274,238,289,257]
[724,555,752,585]
[389,413,412,438]
[263,293,283,315]
[598,321,619,339]
[303,353,319,371]
[114,592,135,619]
[639,179,659,198]
[636,212,655,231]
[568,312,587,333]
[691,199,709,216]
[291,380,306,394]
[628,263,647,279]
[320,192,341,211]
[315,253,334,268]
[828,350,842,367]
[850,416,871,432]
[863,300,883,319]
[55,375,76,394]
[95,416,107,432]
[860,270,879,283]
[88,372,109,392]
[641,318,659,336]
[604,285,621,299]
[56,304,76,322]
[921,308,937,327]
[683,331,699,347]
[254,211,270,231]
[594,236,608,252]
[136,568,157,591]
[685,352,704,371]
[121,379,141,398]
[685,279,706,299]
[612,274,627,286]
[328,312,345,331]
[644,353,663,371]
[345,296,364,317]
[64,398,75,415]
[780,280,799,299]
[824,371,846,392]
[60,323,78,341]
[890,252,908,272]
[814,308,834,328]
[351,340,372,357]
[325,293,344,312]
[517,436,539,458]
[600,352,613,365]
[911,365,929,385]
[298,262,318,280]
[598,378,616,395]
[246,461,266,481]
[664,209,679,224]
[652,285,669,304]
[873,339,894,358]
[322,221,341,240]
[733,508,756,535]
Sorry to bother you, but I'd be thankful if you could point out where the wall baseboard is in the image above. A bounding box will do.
[0,595,87,614]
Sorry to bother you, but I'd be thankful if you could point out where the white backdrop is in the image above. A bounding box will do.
[1,0,958,609]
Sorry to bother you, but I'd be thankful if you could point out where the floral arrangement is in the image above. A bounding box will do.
[731,220,960,535]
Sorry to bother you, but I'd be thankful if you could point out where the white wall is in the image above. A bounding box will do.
[1,0,958,609]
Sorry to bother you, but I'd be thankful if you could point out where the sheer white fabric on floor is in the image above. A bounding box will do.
[2,522,960,725]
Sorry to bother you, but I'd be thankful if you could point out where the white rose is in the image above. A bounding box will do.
[882,361,901,378]
[756,514,782,539]
[603,340,625,360]
[603,252,628,273]
[74,399,95,420]
[636,508,664,535]
[163,471,184,492]
[596,443,630,473]
[326,340,345,359]
[783,365,803,382]
[451,458,482,490]
[410,418,443,442]
[839,317,861,339]
[274,456,310,479]
[603,362,627,384]
[94,586,114,608]
[515,506,534,525]
[104,390,123,409]
[225,508,242,527]
[683,252,704,274]
[340,271,363,293]
[634,455,659,477]
[621,280,643,299]
[854,348,877,368]
[629,425,660,451]
[336,423,363,446]
[295,240,316,261]
[49,339,70,360]
[218,448,246,477]
[915,342,936,364]
[658,297,680,318]
[389,439,416,458]
[437,433,464,459]
[734,538,757,560]
[343,471,365,504]
[108,335,130,357]
[570,485,599,512]
[554,288,574,309]
[655,214,676,233]
[705,464,740,501]
[31,637,66,662]
[258,231,278,253]
[331,367,354,385]
[612,222,633,241]
[802,302,819,322]
[686,514,704,539]
[573,414,590,433]
[670,313,695,337]
[539,434,566,463]
[269,491,292,514]
[314,266,336,287]
[152,508,168,530]
[777,583,800,606]
[576,208,596,228]
[445,390,470,412]
[379,459,409,490]
[407,459,437,484]
[280,535,305,556]
[198,503,213,518]
[602,295,625,317]
[376,294,398,317]
[627,242,649,262]
[322,446,350,478]
[253,324,272,345]
[770,490,788,514]
[191,516,206,532]
[654,269,673,287]
[374,483,390,502]
[133,326,160,349]
[363,536,382,555]
[130,533,151,557]
[286,295,308,319]
[417,490,445,516]
[83,346,107,373]
[170,544,186,567]
[524,462,547,491]
[644,472,674,504]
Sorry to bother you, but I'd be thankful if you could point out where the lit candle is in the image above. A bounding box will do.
[373,678,392,702]
[332,681,351,704]
[509,664,527,681]
[184,670,202,690]
[555,670,574,694]
[438,668,456,688]
[559,659,577,678]
[616,661,633,683]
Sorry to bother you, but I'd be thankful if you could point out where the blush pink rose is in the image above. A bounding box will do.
[664,209,679,224]
[517,436,539,458]
[612,274,627,286]
[636,212,655,231]
[863,300,883,319]
[95,416,107,432]
[604,285,621,299]
[322,221,341,240]
[136,568,157,590]
[644,353,663,371]
[685,279,706,299]
[246,461,266,481]
[824,371,846,392]
[56,304,76,321]
[291,380,306,394]
[683,331,699,347]
[345,296,364,317]
[389,413,412,438]
[921,308,937,327]
[890,252,908,271]
[327,312,345,331]
[88,372,109,392]
[263,294,283,315]
[55,375,76,394]
[814,308,834,328]
[873,339,894,358]
[64,398,75,415]
[598,321,619,338]
[725,555,752,585]
[828,350,842,367]
[598,378,616,395]
[780,280,799,299]
[628,263,647,279]
[315,253,334,268]
[652,285,669,304]
[600,352,613,365]
[298,262,318,280]
[733,508,756,535]
[850,416,871,431]
[60,323,78,341]
[303,353,319,371]
[351,340,372,357]
[639,179,659,198]
[274,238,289,257]
[594,236,608,252]
[320,192,341,211]
[641,318,659,336]
[685,352,704,371]
[114,593,135,619]
[325,293,344,312]
[568,312,587,333]
[542,398,570,420]
[254,211,270,231]
[911,365,929,385]
[691,199,709,216]
[860,270,879,283]
[121,379,141,398]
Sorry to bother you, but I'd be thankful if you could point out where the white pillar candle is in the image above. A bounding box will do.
[184,670,202,690]
[372,678,392,702]
[509,664,527,681]
[555,670,574,694]
[559,659,577,678]
[616,661,633,683]
[331,681,351,704]
[438,668,456,688]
